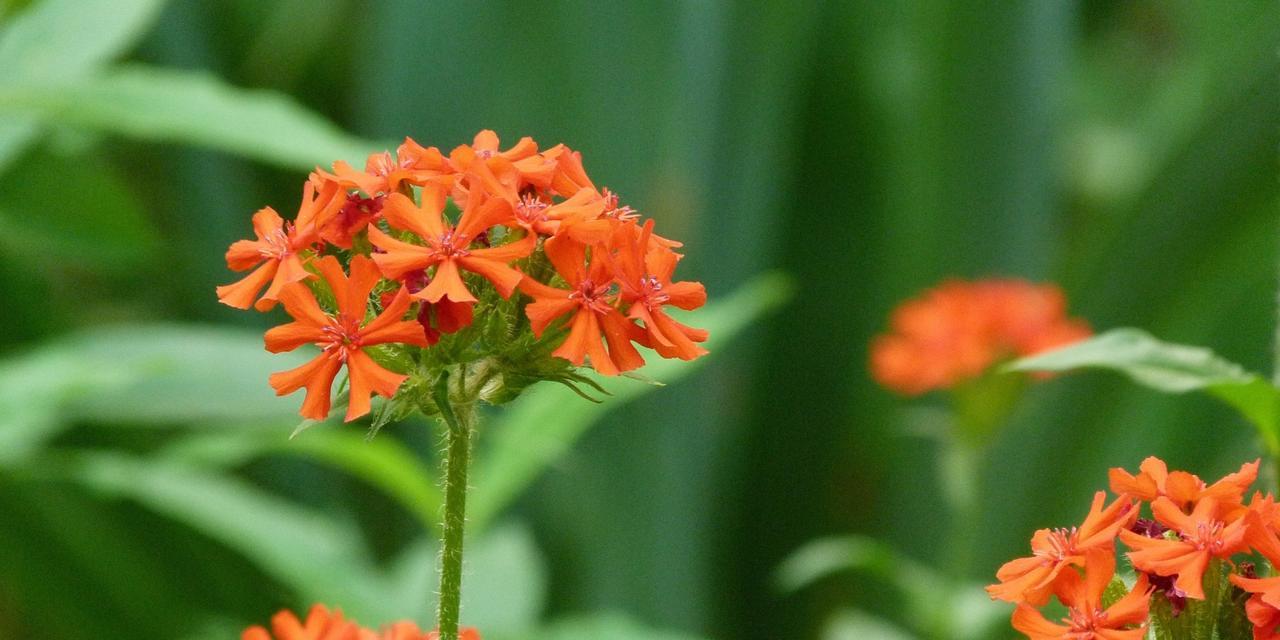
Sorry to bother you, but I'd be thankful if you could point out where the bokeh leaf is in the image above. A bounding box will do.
[0,65,382,170]
[468,272,793,534]
[821,609,917,640]
[489,612,707,640]
[0,0,167,170]
[0,149,158,269]
[62,452,390,619]
[775,535,1004,640]
[1009,328,1280,451]
[163,429,443,533]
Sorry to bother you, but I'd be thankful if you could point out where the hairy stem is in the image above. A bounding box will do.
[434,370,474,640]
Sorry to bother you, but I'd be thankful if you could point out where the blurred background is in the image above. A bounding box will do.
[0,1,1277,638]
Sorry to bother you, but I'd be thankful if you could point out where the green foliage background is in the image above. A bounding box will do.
[0,1,1276,639]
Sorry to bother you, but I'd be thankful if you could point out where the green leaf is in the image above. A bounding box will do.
[0,149,158,269]
[1009,328,1280,452]
[0,65,384,170]
[61,452,392,619]
[774,535,1004,640]
[0,325,313,465]
[0,0,167,170]
[820,610,917,640]
[43,449,545,631]
[163,428,444,533]
[468,272,793,534]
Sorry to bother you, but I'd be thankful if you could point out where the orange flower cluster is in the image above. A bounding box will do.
[988,457,1280,640]
[242,605,479,640]
[217,131,708,421]
[870,279,1091,395]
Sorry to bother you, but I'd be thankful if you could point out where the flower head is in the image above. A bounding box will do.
[870,279,1091,395]
[220,131,708,419]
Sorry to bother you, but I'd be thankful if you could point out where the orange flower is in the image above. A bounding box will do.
[519,235,645,376]
[315,137,454,197]
[1230,510,1280,638]
[217,180,344,310]
[869,279,1091,395]
[321,193,385,249]
[425,629,481,640]
[449,129,556,194]
[368,186,533,303]
[611,220,708,361]
[241,605,477,640]
[1110,456,1259,514]
[265,255,429,422]
[1120,496,1248,600]
[1011,550,1150,640]
[1244,593,1280,640]
[242,605,377,640]
[987,491,1136,605]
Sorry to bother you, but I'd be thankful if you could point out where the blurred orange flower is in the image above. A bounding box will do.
[869,278,1091,395]
[242,605,480,640]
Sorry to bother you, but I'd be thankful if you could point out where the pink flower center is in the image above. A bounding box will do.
[1036,527,1079,563]
[320,315,363,361]
[516,194,550,225]
[1186,520,1226,552]
[1065,607,1107,637]
[639,275,669,308]
[601,188,639,221]
[259,227,293,259]
[432,231,470,258]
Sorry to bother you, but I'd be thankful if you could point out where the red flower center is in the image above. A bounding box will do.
[570,279,614,314]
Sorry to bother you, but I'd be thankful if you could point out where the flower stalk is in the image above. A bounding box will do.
[434,369,475,640]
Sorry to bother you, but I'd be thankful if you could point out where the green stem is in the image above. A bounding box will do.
[434,370,474,640]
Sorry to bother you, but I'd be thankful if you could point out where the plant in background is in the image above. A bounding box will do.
[218,131,708,640]
[989,456,1278,640]
[777,278,1092,639]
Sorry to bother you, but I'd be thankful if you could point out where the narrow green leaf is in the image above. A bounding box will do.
[162,429,443,533]
[0,0,167,170]
[1009,328,1280,452]
[467,272,793,534]
[820,610,917,640]
[0,149,158,269]
[61,452,392,620]
[0,65,384,170]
